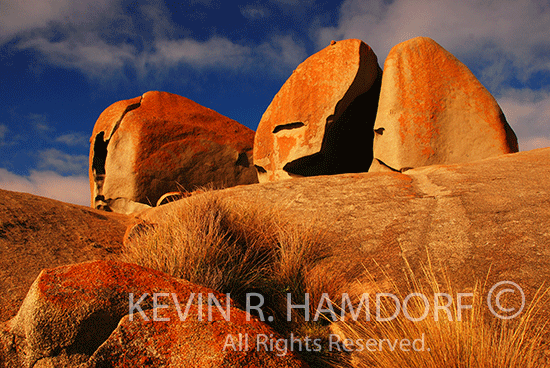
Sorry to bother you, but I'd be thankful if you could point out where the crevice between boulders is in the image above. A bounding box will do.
[369,158,401,173]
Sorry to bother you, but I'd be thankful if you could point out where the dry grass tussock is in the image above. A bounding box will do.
[330,255,550,368]
[122,190,347,330]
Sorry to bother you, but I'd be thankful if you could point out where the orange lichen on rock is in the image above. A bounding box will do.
[86,306,309,368]
[254,39,382,182]
[89,91,258,214]
[3,260,308,367]
[370,37,518,172]
[5,260,228,367]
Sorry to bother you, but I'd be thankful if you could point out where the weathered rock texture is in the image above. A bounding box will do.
[83,306,307,368]
[0,189,130,324]
[145,147,550,324]
[90,91,258,214]
[0,260,307,368]
[371,37,518,172]
[253,39,382,182]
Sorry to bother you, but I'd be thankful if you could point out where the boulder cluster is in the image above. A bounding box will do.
[254,37,518,179]
[89,36,518,214]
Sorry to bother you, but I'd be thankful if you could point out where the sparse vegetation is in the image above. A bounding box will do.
[122,190,550,367]
[122,190,343,333]
[331,257,550,368]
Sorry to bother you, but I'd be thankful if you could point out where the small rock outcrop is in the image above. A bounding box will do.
[370,37,518,172]
[253,39,382,182]
[89,91,258,214]
[0,260,308,368]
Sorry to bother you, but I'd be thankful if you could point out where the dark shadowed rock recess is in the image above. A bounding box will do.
[253,39,382,182]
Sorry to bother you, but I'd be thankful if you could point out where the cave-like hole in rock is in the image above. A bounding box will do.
[67,309,121,357]
[235,152,250,167]
[273,122,305,133]
[92,132,109,206]
[92,132,108,177]
[254,165,267,174]
[283,74,381,176]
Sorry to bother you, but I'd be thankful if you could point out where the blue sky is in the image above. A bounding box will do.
[1,0,549,206]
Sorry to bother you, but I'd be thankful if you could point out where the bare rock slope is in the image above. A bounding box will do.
[0,189,130,323]
[2,148,549,367]
[147,148,550,316]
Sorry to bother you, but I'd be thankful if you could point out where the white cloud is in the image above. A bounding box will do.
[0,124,14,148]
[497,89,550,151]
[19,31,307,79]
[0,124,7,142]
[0,0,73,38]
[318,0,550,90]
[5,0,307,80]
[0,0,116,43]
[37,148,88,175]
[0,168,89,206]
[241,5,268,20]
[319,0,550,151]
[20,35,138,78]
[153,34,308,76]
[14,25,301,79]
[151,37,252,70]
[27,113,54,133]
[256,35,308,75]
[55,132,90,146]
[520,137,550,151]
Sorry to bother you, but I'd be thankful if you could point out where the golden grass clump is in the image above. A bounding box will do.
[122,190,342,328]
[330,257,550,368]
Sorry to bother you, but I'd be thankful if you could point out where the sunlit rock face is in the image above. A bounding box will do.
[2,260,307,367]
[253,39,383,182]
[89,91,258,214]
[370,37,518,173]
